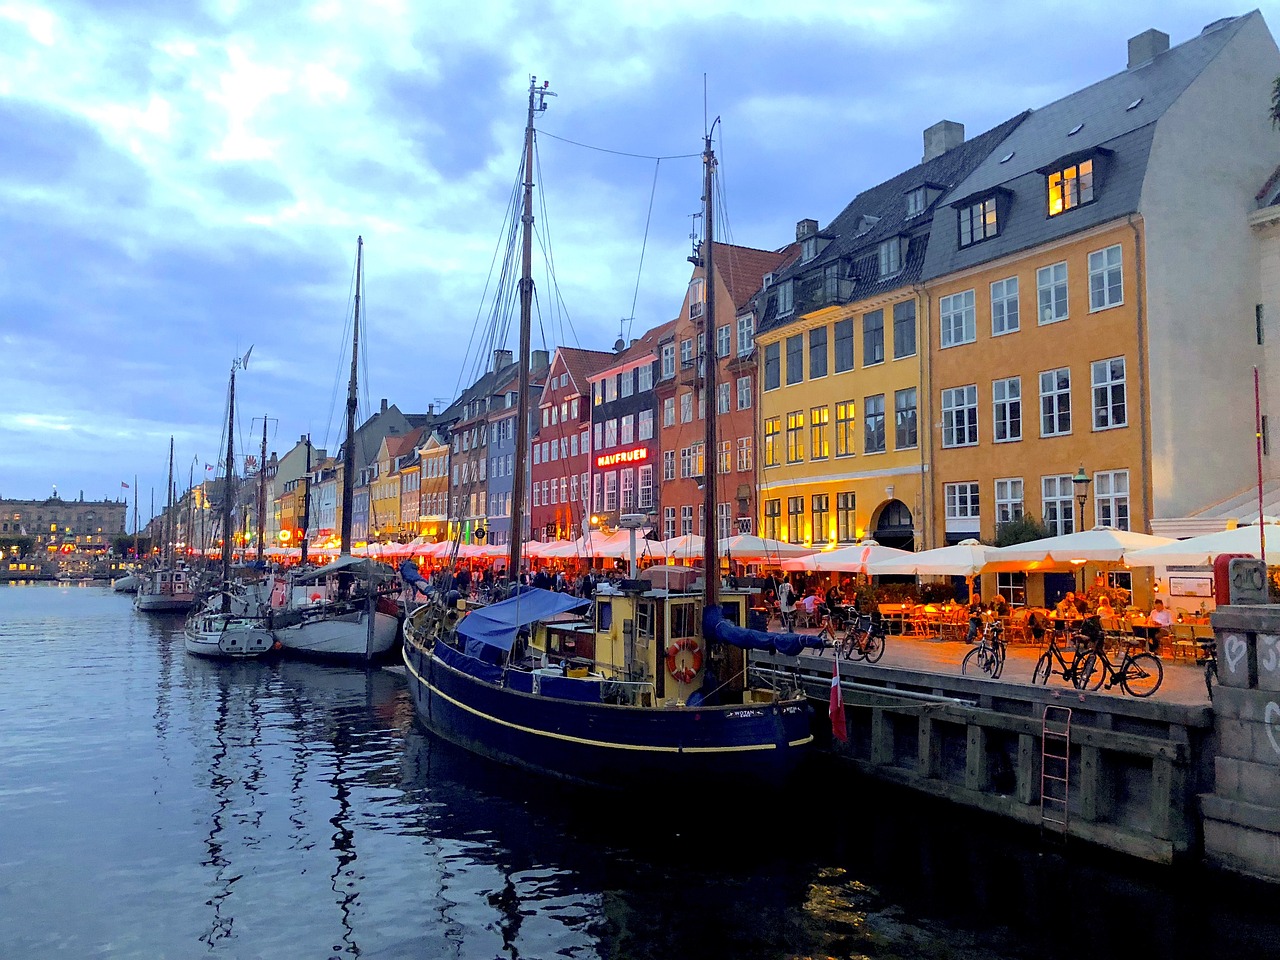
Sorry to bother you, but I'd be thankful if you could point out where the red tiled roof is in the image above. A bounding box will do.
[555,347,616,392]
[589,318,680,377]
[711,241,799,311]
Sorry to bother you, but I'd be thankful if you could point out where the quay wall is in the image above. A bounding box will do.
[767,652,1216,866]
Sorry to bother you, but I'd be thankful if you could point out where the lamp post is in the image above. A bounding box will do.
[1071,465,1092,532]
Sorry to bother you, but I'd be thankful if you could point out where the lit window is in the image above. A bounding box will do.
[959,197,997,247]
[1047,158,1094,216]
[786,411,804,463]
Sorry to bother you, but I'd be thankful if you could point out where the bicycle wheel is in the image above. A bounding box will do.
[962,645,994,678]
[1032,652,1053,685]
[863,632,886,663]
[1075,651,1105,691]
[991,641,1007,679]
[1121,652,1164,698]
[841,632,865,661]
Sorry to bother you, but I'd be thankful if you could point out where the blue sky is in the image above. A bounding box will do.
[1,0,1273,520]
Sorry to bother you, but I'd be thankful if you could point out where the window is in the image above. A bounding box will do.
[773,280,793,317]
[863,309,884,366]
[718,440,732,473]
[605,376,617,402]
[809,327,828,379]
[592,474,601,511]
[620,468,635,511]
[1258,304,1265,346]
[717,382,730,415]
[995,478,1024,525]
[662,396,675,427]
[605,419,618,448]
[991,277,1019,336]
[618,371,634,399]
[680,505,694,536]
[737,436,752,472]
[617,414,632,445]
[663,506,676,540]
[764,342,780,390]
[811,494,829,544]
[763,499,780,540]
[698,388,705,420]
[1039,367,1072,437]
[786,410,804,463]
[764,418,780,467]
[894,387,917,449]
[1094,470,1130,530]
[737,317,752,358]
[811,406,829,459]
[1041,475,1076,535]
[906,186,926,217]
[940,289,976,347]
[680,338,693,366]
[638,408,654,440]
[941,385,978,447]
[717,502,732,541]
[1091,357,1127,430]
[986,378,1018,444]
[834,320,855,371]
[661,343,675,379]
[604,472,617,511]
[717,324,731,358]
[836,492,856,543]
[945,482,980,524]
[638,364,653,391]
[1048,158,1094,216]
[787,496,804,543]
[864,394,886,454]
[737,376,752,410]
[959,197,997,247]
[1088,244,1123,311]
[996,572,1027,606]
[594,422,602,449]
[835,401,856,457]
[785,334,803,385]
[638,465,654,509]
[893,300,916,359]
[663,450,675,481]
[878,238,902,277]
[680,391,693,423]
[680,446,692,479]
[1037,262,1068,324]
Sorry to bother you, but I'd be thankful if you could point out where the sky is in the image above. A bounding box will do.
[1,0,1275,522]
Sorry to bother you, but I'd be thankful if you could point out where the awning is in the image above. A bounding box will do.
[456,587,589,651]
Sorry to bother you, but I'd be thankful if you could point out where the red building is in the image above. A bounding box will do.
[530,347,615,542]
[655,241,797,541]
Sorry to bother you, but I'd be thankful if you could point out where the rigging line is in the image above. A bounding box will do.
[533,221,582,350]
[626,158,662,345]
[538,129,700,161]
[531,144,577,352]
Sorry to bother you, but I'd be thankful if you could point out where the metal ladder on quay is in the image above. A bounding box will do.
[1040,706,1072,843]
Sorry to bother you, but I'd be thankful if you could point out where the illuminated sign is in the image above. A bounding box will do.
[596,447,649,468]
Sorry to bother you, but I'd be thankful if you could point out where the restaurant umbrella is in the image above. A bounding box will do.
[987,526,1173,564]
[659,533,704,562]
[863,537,996,601]
[716,534,817,561]
[779,540,912,574]
[1123,523,1280,567]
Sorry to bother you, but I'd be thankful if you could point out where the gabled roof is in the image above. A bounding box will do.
[922,13,1255,280]
[557,347,616,393]
[710,242,798,312]
[589,318,680,377]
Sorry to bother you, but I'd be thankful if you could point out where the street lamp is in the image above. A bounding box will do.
[1071,465,1092,532]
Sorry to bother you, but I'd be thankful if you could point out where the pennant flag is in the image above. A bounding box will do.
[241,345,253,369]
[829,657,848,742]
[120,481,130,489]
[205,464,215,472]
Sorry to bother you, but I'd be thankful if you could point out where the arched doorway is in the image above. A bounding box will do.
[872,499,915,551]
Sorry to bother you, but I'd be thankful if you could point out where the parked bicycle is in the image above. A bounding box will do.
[1200,636,1218,701]
[1031,628,1093,687]
[962,615,1006,678]
[1075,638,1164,697]
[840,613,886,663]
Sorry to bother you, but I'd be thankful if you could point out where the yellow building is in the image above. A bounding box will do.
[755,116,1026,551]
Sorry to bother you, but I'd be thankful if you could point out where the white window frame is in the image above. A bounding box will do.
[1088,244,1123,311]
[737,436,752,472]
[717,324,731,359]
[939,289,976,347]
[994,477,1024,525]
[737,316,753,357]
[991,276,1019,336]
[992,376,1021,443]
[1039,367,1072,437]
[878,237,902,277]
[1092,356,1127,431]
[944,481,980,535]
[1041,474,1076,536]
[737,376,752,410]
[941,384,978,448]
[1037,261,1068,325]
[718,382,731,415]
[1094,469,1130,531]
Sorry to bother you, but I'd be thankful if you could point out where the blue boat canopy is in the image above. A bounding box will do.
[457,587,589,652]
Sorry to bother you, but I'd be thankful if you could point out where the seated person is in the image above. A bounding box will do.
[1095,595,1115,619]
[1147,598,1173,653]
[966,594,985,643]
[799,591,820,622]
[1075,613,1106,655]
[1055,592,1077,616]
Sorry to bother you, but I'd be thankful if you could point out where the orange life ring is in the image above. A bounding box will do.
[665,637,703,684]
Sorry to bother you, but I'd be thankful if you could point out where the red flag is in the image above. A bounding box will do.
[120,481,129,489]
[829,657,847,742]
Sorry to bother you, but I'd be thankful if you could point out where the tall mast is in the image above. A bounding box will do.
[701,126,720,609]
[221,363,237,613]
[164,437,175,568]
[301,435,312,566]
[508,77,553,581]
[256,416,268,564]
[341,237,363,555]
[132,474,139,559]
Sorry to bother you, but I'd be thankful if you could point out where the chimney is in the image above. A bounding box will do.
[493,348,513,371]
[1128,28,1169,68]
[427,402,435,415]
[531,348,549,371]
[795,219,818,241]
[922,120,965,162]
[380,398,388,414]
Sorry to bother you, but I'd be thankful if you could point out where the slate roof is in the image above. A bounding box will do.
[922,13,1254,281]
[757,110,1029,335]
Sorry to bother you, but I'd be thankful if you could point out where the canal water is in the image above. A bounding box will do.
[2,583,1277,960]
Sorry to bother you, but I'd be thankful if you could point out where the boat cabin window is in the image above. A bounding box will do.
[636,602,655,640]
[596,601,613,632]
[670,601,697,639]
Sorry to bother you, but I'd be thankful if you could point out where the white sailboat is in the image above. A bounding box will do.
[135,438,197,614]
[274,237,402,664]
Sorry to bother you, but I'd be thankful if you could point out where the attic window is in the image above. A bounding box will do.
[878,238,903,278]
[1068,123,1084,136]
[906,187,927,217]
[801,236,817,263]
[1048,158,1094,216]
[999,152,1015,163]
[1126,97,1143,110]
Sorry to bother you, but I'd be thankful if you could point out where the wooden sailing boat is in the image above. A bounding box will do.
[184,353,277,659]
[400,83,818,791]
[135,437,198,613]
[274,238,402,664]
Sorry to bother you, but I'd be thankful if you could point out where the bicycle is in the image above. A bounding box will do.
[962,615,1006,678]
[1031,628,1092,687]
[840,613,886,663]
[814,609,842,648]
[1199,636,1218,701]
[1075,638,1164,697]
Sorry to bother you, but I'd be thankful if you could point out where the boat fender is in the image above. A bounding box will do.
[310,593,323,602]
[665,638,702,684]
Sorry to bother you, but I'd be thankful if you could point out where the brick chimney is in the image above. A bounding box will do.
[922,120,965,162]
[1128,28,1169,68]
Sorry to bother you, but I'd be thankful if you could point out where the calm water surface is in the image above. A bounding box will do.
[1,583,1277,960]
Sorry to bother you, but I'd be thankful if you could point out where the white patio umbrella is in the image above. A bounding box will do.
[717,534,816,561]
[1124,523,1280,567]
[660,533,704,561]
[779,540,911,574]
[987,526,1172,565]
[863,538,995,577]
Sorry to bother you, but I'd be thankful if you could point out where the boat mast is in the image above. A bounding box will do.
[300,435,312,566]
[164,437,175,569]
[701,125,720,609]
[132,474,139,559]
[340,237,363,556]
[256,416,268,564]
[508,77,553,582]
[220,362,237,613]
